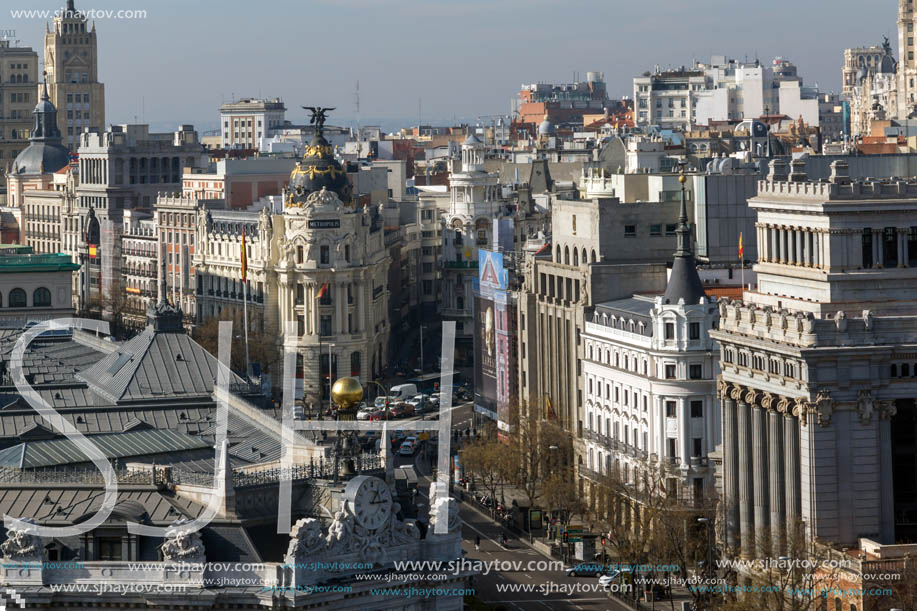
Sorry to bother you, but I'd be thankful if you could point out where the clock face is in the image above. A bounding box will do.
[347,476,393,531]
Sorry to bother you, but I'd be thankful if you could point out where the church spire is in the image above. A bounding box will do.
[662,167,706,305]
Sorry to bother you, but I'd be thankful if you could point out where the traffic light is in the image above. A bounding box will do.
[563,532,569,543]
[601,536,606,547]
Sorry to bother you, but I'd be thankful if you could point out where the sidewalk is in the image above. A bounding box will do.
[418,457,700,611]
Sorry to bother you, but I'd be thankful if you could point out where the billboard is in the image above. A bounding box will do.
[474,250,517,433]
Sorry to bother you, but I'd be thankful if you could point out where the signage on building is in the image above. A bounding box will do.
[473,249,517,435]
[308,219,341,229]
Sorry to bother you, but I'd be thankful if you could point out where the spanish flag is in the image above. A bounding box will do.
[738,232,744,261]
[316,281,329,301]
[545,394,555,420]
[241,227,247,282]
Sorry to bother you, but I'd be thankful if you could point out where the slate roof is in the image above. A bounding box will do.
[76,328,246,404]
[0,429,210,468]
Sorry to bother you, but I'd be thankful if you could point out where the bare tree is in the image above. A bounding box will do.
[460,425,515,519]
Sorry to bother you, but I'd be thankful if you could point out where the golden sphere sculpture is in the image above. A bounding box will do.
[678,170,687,184]
[331,377,364,410]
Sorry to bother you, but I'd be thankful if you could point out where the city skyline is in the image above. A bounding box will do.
[3,0,898,130]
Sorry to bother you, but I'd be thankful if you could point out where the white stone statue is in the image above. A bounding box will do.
[325,507,355,554]
[428,483,461,533]
[285,517,325,564]
[1,518,42,562]
[160,519,206,564]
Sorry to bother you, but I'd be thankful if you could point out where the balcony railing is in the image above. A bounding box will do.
[690,456,708,468]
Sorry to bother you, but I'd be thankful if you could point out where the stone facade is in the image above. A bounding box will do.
[711,161,917,558]
[195,189,391,406]
[42,0,105,150]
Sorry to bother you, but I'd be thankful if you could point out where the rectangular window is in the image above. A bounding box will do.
[665,322,675,339]
[689,364,702,379]
[624,225,636,237]
[665,223,677,236]
[693,438,703,457]
[423,280,432,295]
[689,322,700,340]
[665,364,676,379]
[666,401,676,418]
[690,400,703,418]
[320,245,330,265]
[862,228,873,268]
[666,437,676,458]
[320,315,332,337]
[650,224,662,236]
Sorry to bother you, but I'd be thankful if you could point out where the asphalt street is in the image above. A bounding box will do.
[393,444,631,611]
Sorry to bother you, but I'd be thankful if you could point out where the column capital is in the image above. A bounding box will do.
[717,379,730,398]
[810,389,833,427]
[744,388,760,406]
[776,396,791,414]
[878,400,897,420]
[729,384,744,401]
[761,392,776,411]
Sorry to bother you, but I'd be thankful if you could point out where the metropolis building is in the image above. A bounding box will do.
[194,115,391,406]
[711,158,917,558]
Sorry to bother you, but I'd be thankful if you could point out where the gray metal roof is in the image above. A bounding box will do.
[76,327,246,404]
[0,429,210,468]
[593,297,655,336]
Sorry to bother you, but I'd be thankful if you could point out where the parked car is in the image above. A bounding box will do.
[356,408,373,421]
[369,409,389,421]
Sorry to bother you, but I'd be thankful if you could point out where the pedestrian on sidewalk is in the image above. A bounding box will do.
[500,532,507,547]
[474,535,480,551]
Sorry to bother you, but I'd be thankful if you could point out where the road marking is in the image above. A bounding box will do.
[524,573,532,580]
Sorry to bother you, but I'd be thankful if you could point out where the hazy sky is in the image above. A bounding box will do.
[8,0,897,130]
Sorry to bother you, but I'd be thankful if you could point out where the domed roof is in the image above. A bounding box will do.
[463,132,482,146]
[287,108,352,207]
[11,83,69,176]
[538,115,556,135]
[880,54,897,74]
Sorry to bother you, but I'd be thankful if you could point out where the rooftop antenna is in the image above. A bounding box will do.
[353,80,360,137]
[418,97,422,127]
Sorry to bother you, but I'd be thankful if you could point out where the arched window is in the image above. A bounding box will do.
[564,246,569,265]
[591,249,597,263]
[33,287,51,307]
[581,248,587,266]
[892,364,898,378]
[9,288,26,308]
[556,245,561,262]
[573,249,579,266]
[903,364,911,377]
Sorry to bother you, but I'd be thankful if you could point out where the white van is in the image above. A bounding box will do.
[390,384,418,401]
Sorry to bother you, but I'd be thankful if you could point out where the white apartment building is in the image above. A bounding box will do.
[636,56,819,130]
[441,134,505,355]
[581,177,719,506]
[219,98,286,150]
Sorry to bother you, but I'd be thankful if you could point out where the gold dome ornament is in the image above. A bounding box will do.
[678,169,687,184]
[331,377,364,410]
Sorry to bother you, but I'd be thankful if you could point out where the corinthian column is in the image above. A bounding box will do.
[722,381,739,551]
[735,386,754,557]
[783,404,801,544]
[766,399,785,554]
[750,390,769,558]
